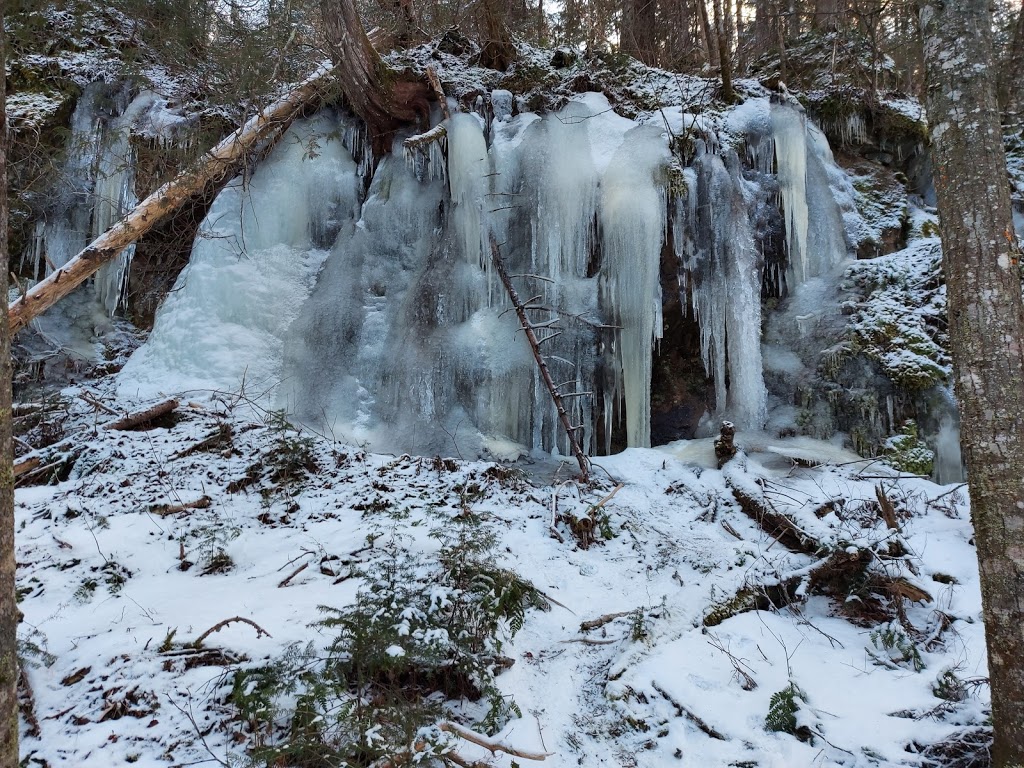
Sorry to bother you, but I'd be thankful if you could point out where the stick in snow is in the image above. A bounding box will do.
[7,63,342,335]
[489,234,590,481]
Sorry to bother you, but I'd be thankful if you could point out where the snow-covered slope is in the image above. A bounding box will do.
[15,381,987,767]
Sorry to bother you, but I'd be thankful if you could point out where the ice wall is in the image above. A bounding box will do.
[119,113,362,400]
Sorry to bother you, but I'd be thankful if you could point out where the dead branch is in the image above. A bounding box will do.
[490,234,589,481]
[191,617,272,648]
[150,496,212,517]
[589,483,623,513]
[579,611,631,632]
[403,122,448,150]
[104,399,179,430]
[440,721,552,760]
[77,392,118,415]
[651,681,727,740]
[427,66,450,120]
[8,63,342,334]
[277,562,309,588]
[727,480,820,556]
[13,456,40,478]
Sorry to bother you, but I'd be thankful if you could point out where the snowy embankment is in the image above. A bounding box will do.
[13,379,987,768]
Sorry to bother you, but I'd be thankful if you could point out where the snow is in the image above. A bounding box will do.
[15,380,988,767]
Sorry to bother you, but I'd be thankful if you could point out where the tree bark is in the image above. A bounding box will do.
[919,2,1024,765]
[321,0,432,143]
[0,9,19,766]
[621,0,658,64]
[697,0,720,68]
[6,64,341,336]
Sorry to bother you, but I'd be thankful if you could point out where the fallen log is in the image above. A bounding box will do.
[104,399,179,430]
[7,63,341,335]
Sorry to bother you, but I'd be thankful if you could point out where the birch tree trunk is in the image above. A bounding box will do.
[0,8,19,766]
[919,3,1024,765]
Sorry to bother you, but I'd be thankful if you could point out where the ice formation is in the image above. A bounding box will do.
[119,93,864,458]
[119,113,362,399]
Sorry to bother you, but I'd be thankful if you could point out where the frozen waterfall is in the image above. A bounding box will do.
[118,92,859,459]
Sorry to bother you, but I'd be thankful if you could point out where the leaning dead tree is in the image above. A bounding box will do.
[489,235,590,481]
[6,64,342,335]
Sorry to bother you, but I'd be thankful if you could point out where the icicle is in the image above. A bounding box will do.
[600,124,669,449]
[771,103,810,285]
[447,113,489,266]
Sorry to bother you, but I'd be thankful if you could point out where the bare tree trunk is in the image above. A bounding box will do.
[919,2,1024,765]
[712,0,734,100]
[468,0,517,70]
[0,10,18,767]
[998,3,1024,122]
[320,0,432,143]
[7,64,342,335]
[697,0,719,67]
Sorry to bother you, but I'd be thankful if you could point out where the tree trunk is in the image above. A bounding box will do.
[697,0,719,68]
[0,9,19,766]
[712,0,734,100]
[919,2,1024,766]
[476,0,517,70]
[320,0,432,143]
[7,64,341,335]
[998,3,1024,122]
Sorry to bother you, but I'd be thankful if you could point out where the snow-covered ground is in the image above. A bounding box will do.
[15,378,988,767]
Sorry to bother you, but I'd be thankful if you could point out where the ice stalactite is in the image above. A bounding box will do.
[447,113,490,267]
[601,124,669,449]
[93,92,163,316]
[771,102,810,285]
[677,143,767,432]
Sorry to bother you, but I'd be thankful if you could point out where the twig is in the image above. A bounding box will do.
[191,616,271,648]
[278,562,309,588]
[559,637,618,645]
[78,392,118,415]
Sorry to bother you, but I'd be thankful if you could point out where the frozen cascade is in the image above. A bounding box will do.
[601,125,669,449]
[771,103,810,284]
[447,113,490,267]
[119,113,362,400]
[93,91,164,315]
[677,144,767,431]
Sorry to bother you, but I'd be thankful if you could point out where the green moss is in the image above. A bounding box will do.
[882,421,934,476]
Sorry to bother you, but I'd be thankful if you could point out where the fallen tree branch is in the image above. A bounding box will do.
[104,399,179,430]
[7,63,342,334]
[440,721,552,761]
[78,392,118,416]
[191,617,271,648]
[490,234,589,481]
[402,122,448,150]
[277,562,309,588]
[150,496,212,517]
[579,611,631,632]
[13,456,40,478]
[651,681,727,740]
